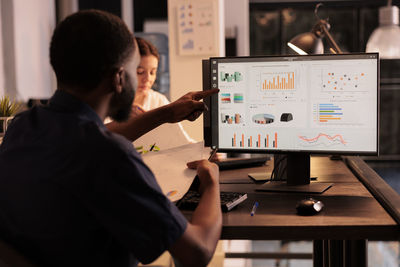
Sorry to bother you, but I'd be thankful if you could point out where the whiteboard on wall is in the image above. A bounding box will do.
[176,0,218,56]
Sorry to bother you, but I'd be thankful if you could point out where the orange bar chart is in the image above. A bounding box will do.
[262,72,295,90]
[232,133,278,148]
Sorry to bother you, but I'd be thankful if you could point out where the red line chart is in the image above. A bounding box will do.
[298,133,347,145]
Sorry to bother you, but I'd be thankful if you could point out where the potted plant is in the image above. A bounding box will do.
[0,96,20,137]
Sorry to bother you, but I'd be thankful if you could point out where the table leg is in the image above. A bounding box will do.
[328,240,344,266]
[313,240,367,267]
[313,240,323,267]
[344,240,367,267]
[313,240,330,267]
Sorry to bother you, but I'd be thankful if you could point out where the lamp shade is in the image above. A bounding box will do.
[287,32,324,55]
[366,5,400,59]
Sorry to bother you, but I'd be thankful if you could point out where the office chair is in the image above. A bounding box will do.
[27,99,49,108]
[134,32,170,100]
[0,239,36,267]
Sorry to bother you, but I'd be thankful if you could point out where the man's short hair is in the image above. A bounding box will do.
[50,10,135,91]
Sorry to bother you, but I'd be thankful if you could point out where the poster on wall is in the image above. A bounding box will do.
[176,0,218,56]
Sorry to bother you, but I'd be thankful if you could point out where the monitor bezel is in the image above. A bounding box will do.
[208,53,380,156]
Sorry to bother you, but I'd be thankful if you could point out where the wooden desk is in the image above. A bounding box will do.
[181,156,400,267]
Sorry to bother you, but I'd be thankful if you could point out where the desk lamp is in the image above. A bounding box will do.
[366,0,400,59]
[287,3,342,55]
[280,3,343,184]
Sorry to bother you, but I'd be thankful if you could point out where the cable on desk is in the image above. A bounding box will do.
[270,155,287,181]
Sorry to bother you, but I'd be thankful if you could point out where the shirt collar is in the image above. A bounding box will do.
[48,89,105,128]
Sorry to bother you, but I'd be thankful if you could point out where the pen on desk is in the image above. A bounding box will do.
[150,143,156,151]
[208,148,218,161]
[250,201,259,216]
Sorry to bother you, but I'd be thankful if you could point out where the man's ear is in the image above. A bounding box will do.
[113,67,125,94]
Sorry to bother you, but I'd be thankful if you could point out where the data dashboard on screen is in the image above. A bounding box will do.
[209,53,379,154]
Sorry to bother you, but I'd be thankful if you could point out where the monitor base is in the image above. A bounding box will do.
[256,181,333,194]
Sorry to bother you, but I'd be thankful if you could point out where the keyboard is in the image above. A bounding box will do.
[177,191,248,212]
[216,156,269,170]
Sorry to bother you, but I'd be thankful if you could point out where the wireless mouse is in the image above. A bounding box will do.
[296,198,324,215]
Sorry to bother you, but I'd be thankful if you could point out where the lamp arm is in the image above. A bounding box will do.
[320,24,342,54]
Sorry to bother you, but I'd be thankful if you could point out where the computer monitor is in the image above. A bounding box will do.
[203,53,379,193]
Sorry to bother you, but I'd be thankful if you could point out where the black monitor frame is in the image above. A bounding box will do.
[203,53,380,156]
[203,53,380,193]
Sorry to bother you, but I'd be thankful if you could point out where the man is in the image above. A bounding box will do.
[0,10,221,267]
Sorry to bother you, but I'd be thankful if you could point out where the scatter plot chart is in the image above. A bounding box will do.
[321,70,366,92]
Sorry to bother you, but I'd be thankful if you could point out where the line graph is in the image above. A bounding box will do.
[298,133,347,148]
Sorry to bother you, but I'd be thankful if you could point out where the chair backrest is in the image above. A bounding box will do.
[27,98,49,108]
[0,239,36,267]
[134,32,170,100]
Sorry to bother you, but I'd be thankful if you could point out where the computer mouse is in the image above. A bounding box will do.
[296,198,324,215]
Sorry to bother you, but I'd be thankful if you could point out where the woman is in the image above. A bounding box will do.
[133,37,169,113]
[133,37,195,144]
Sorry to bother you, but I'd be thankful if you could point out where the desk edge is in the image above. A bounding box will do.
[346,156,400,229]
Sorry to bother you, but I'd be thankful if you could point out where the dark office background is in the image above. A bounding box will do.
[247,0,400,155]
[67,0,396,56]
[61,0,400,155]
[49,3,400,264]
[78,0,122,17]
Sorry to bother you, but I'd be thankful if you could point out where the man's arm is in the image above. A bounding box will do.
[169,160,222,267]
[106,89,219,142]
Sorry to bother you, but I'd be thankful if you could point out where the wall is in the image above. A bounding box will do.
[1,0,17,98]
[57,0,78,22]
[121,0,134,32]
[1,0,56,101]
[0,2,4,96]
[225,0,249,56]
[168,0,225,141]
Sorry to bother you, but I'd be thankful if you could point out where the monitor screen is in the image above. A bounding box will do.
[207,53,379,155]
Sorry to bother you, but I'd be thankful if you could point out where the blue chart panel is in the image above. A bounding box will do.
[318,103,343,123]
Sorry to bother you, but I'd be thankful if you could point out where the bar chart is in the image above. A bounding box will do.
[231,133,278,148]
[261,72,295,90]
[316,103,343,123]
[220,93,231,103]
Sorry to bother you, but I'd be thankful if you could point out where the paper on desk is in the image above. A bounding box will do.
[134,123,193,151]
[141,141,206,202]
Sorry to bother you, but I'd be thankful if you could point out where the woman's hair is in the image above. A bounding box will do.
[136,37,160,61]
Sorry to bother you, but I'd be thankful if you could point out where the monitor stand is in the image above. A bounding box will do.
[255,153,332,194]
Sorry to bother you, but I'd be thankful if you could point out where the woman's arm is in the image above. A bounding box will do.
[106,89,219,141]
